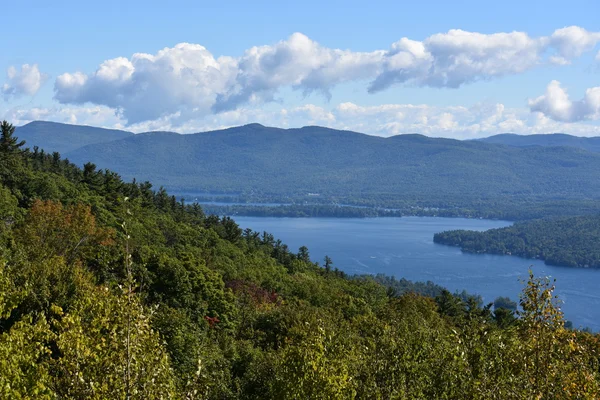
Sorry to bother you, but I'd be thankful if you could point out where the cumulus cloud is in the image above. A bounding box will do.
[55,44,238,124]
[529,81,600,122]
[369,30,544,91]
[2,64,48,99]
[370,26,600,92]
[213,33,384,112]
[548,26,600,59]
[53,27,600,125]
[54,34,383,123]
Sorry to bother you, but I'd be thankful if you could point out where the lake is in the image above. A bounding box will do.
[234,216,600,331]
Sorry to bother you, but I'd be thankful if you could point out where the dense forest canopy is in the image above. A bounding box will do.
[2,119,600,398]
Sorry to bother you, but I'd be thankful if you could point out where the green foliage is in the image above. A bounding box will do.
[52,283,178,399]
[514,271,600,398]
[1,121,600,398]
[0,315,55,399]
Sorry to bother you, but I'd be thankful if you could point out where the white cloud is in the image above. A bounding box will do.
[549,56,571,66]
[286,104,336,125]
[370,30,544,91]
[370,26,600,92]
[2,64,48,100]
[52,27,600,126]
[549,26,600,59]
[214,33,384,112]
[55,43,238,124]
[54,34,383,123]
[529,81,600,122]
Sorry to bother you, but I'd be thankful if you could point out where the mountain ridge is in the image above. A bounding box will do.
[17,120,600,152]
[15,120,134,155]
[55,123,600,209]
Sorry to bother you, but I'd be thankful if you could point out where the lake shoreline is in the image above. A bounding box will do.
[199,202,513,221]
[233,216,600,331]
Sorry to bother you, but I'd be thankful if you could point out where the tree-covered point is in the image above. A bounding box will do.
[201,203,403,218]
[199,199,600,220]
[434,215,600,268]
[2,120,600,399]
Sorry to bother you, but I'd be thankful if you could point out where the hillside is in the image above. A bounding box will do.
[1,119,600,398]
[62,124,600,208]
[480,133,600,153]
[15,120,133,155]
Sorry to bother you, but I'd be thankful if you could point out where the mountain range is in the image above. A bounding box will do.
[13,121,600,209]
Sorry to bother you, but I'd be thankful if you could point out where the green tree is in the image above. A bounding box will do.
[0,121,25,153]
[0,261,55,399]
[516,270,600,398]
[298,246,310,263]
[324,255,332,275]
[52,283,178,399]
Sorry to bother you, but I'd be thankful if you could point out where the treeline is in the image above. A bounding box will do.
[1,120,600,398]
[434,215,600,268]
[357,273,481,302]
[195,195,600,221]
[201,204,403,218]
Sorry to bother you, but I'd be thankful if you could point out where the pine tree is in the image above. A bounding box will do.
[0,121,25,153]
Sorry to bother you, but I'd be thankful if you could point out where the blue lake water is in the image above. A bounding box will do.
[234,216,600,331]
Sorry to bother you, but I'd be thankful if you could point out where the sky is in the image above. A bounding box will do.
[1,0,600,138]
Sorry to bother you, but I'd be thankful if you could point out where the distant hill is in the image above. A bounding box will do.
[479,133,600,153]
[60,123,600,209]
[15,121,133,155]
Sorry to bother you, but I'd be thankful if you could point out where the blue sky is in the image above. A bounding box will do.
[1,0,600,137]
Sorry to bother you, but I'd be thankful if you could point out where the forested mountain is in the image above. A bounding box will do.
[15,121,600,219]
[16,120,133,155]
[434,215,600,268]
[2,119,600,398]
[60,124,600,210]
[480,133,600,153]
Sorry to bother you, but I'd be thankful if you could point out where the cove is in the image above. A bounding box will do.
[234,216,600,331]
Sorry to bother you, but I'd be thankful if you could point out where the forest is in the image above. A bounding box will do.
[2,119,600,399]
[434,216,600,268]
